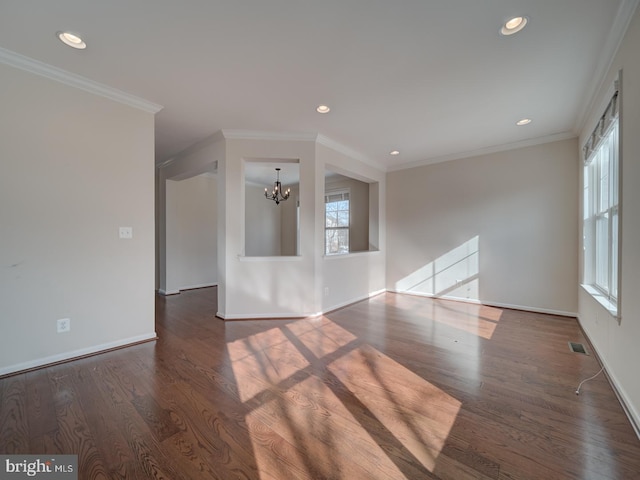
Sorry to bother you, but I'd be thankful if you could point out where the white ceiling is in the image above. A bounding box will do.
[245,161,299,186]
[0,1,633,171]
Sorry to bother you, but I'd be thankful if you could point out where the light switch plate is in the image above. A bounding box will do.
[57,318,71,333]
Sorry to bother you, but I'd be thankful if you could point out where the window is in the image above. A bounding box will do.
[583,88,619,315]
[325,190,349,255]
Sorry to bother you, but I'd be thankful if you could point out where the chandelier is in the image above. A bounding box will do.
[264,168,291,205]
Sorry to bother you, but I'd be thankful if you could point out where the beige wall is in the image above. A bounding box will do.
[0,63,156,374]
[578,5,640,431]
[245,183,299,257]
[280,186,299,256]
[387,138,579,315]
[245,184,282,256]
[165,174,218,293]
[325,175,370,252]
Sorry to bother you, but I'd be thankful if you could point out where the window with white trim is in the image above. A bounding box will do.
[583,87,620,315]
[325,190,349,255]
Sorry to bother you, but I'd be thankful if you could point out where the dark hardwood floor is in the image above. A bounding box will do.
[2,287,640,479]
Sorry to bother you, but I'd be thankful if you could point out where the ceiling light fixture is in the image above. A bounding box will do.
[390,150,400,156]
[264,168,291,205]
[516,118,532,126]
[316,105,330,114]
[500,16,528,36]
[57,31,87,49]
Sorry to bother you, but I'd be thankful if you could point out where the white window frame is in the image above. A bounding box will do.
[325,189,350,256]
[582,86,620,318]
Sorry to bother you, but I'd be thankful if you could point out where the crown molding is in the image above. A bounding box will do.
[315,134,386,171]
[220,130,385,171]
[156,130,227,169]
[0,47,163,114]
[155,157,177,169]
[388,131,577,172]
[221,130,317,142]
[574,0,640,134]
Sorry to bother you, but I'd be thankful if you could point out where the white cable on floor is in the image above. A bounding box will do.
[575,367,605,395]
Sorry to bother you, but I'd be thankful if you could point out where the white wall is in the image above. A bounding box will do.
[319,144,386,312]
[0,63,156,375]
[156,133,223,294]
[159,132,386,318]
[215,134,386,318]
[220,137,319,318]
[387,138,579,316]
[165,174,218,293]
[578,6,640,431]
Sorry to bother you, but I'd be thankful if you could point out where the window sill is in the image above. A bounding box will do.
[239,255,302,262]
[323,250,380,259]
[581,284,619,319]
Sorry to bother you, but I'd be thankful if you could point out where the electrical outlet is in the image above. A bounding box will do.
[324,287,329,297]
[57,318,71,333]
[119,227,133,239]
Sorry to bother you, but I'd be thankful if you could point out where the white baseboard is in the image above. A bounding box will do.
[387,289,577,317]
[577,316,640,440]
[180,282,218,291]
[217,289,386,320]
[388,289,481,303]
[482,300,577,318]
[0,332,157,377]
[158,289,179,296]
[158,283,217,296]
[323,289,386,314]
[217,311,322,320]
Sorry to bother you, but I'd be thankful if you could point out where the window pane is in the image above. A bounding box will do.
[326,228,349,255]
[612,210,618,299]
[595,213,609,290]
[611,124,619,206]
[325,191,350,255]
[337,210,349,227]
[325,211,337,227]
[584,111,619,308]
[599,146,610,212]
[583,166,590,220]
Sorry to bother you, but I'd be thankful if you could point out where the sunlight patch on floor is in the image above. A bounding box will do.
[246,373,409,480]
[291,317,358,358]
[228,328,310,402]
[328,344,462,472]
[431,302,503,340]
[227,317,462,478]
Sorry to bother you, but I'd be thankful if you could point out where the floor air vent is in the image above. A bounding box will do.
[568,342,589,355]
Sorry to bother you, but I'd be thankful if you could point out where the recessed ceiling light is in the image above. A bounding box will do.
[316,105,330,114]
[57,31,87,49]
[516,118,532,126]
[390,150,400,156]
[500,16,528,36]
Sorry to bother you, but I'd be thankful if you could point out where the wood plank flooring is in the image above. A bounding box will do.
[1,287,640,479]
